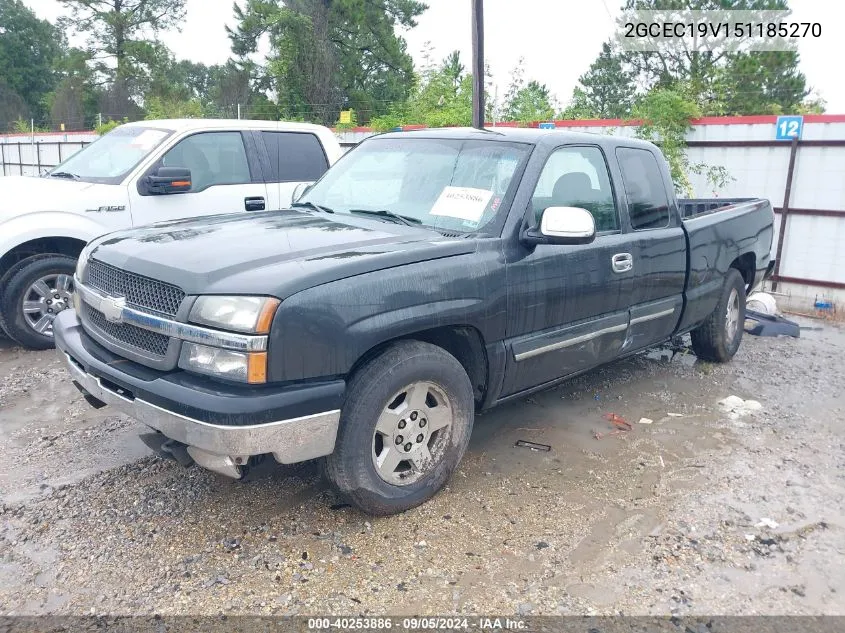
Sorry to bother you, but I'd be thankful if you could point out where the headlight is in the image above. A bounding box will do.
[189,296,280,333]
[179,342,267,384]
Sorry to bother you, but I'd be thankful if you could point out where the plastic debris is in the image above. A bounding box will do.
[638,417,654,425]
[747,292,778,315]
[667,413,684,417]
[756,518,779,529]
[719,395,763,419]
[604,413,632,431]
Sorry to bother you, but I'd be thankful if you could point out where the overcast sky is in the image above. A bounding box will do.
[22,0,845,113]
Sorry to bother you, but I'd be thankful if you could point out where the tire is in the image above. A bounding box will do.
[690,268,746,363]
[323,340,474,516]
[0,254,77,350]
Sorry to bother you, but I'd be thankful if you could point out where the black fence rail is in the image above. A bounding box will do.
[0,140,91,176]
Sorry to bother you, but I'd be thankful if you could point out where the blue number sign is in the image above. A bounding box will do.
[775,115,803,140]
[538,122,556,129]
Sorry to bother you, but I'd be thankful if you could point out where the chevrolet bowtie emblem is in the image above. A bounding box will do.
[100,295,126,324]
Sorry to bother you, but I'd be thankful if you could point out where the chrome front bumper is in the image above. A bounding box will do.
[61,351,341,478]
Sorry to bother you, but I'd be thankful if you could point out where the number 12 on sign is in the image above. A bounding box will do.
[776,116,803,140]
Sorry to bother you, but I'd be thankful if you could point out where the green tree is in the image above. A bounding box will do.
[632,85,732,196]
[572,41,635,118]
[442,50,464,89]
[144,95,204,119]
[504,81,556,123]
[0,0,64,122]
[48,47,99,130]
[612,0,811,115]
[500,58,556,123]
[228,0,426,125]
[58,0,188,116]
[708,51,808,115]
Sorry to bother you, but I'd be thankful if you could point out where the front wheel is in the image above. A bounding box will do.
[323,341,474,516]
[0,254,77,350]
[690,268,746,363]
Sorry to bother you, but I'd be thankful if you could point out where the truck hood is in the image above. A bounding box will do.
[90,209,476,297]
[0,175,124,220]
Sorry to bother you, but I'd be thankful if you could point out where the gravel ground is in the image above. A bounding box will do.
[0,320,843,616]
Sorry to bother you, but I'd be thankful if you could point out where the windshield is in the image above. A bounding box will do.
[300,137,531,233]
[48,126,173,184]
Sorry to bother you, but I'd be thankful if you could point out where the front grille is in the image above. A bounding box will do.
[85,304,170,357]
[87,260,184,317]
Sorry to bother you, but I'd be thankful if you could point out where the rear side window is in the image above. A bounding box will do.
[615,147,671,230]
[262,132,328,182]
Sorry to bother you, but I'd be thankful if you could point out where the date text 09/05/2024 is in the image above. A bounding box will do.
[307,617,527,630]
[624,21,822,39]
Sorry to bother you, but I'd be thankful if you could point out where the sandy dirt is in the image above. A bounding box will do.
[0,321,843,616]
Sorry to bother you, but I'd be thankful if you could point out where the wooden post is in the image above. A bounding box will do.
[471,0,485,130]
[771,136,799,292]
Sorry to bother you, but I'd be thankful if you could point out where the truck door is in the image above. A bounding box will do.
[614,147,687,352]
[501,144,635,397]
[257,131,330,208]
[127,131,269,225]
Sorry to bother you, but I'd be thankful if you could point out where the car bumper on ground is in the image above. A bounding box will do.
[53,310,344,478]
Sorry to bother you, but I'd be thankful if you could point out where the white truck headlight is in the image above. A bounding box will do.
[189,296,280,333]
[179,342,267,384]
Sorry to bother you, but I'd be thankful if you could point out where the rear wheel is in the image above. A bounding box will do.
[690,268,746,363]
[0,254,77,350]
[323,341,474,516]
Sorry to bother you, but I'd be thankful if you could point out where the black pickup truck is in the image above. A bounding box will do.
[53,128,774,515]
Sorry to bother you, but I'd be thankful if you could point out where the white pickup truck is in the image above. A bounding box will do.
[0,119,343,349]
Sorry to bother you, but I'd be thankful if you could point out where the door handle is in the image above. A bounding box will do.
[245,196,266,212]
[612,252,633,273]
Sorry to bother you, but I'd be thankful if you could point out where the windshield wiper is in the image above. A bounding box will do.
[48,171,80,180]
[349,209,422,226]
[291,201,334,214]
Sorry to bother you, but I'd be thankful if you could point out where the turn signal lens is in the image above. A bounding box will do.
[247,352,267,384]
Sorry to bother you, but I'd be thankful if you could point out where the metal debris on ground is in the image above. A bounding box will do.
[514,440,551,452]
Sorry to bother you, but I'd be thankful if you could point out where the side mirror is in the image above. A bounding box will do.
[292,182,313,203]
[522,206,596,246]
[146,167,192,195]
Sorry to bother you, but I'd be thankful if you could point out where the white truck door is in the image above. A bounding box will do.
[127,131,269,226]
[257,131,331,208]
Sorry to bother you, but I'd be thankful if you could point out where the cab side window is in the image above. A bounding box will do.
[531,146,619,233]
[615,147,671,230]
[160,132,251,192]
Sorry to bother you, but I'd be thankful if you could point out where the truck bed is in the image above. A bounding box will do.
[675,197,775,333]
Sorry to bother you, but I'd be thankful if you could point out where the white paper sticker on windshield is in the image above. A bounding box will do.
[430,187,493,222]
[130,130,167,150]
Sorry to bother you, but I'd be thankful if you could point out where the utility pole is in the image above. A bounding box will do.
[471,0,485,129]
